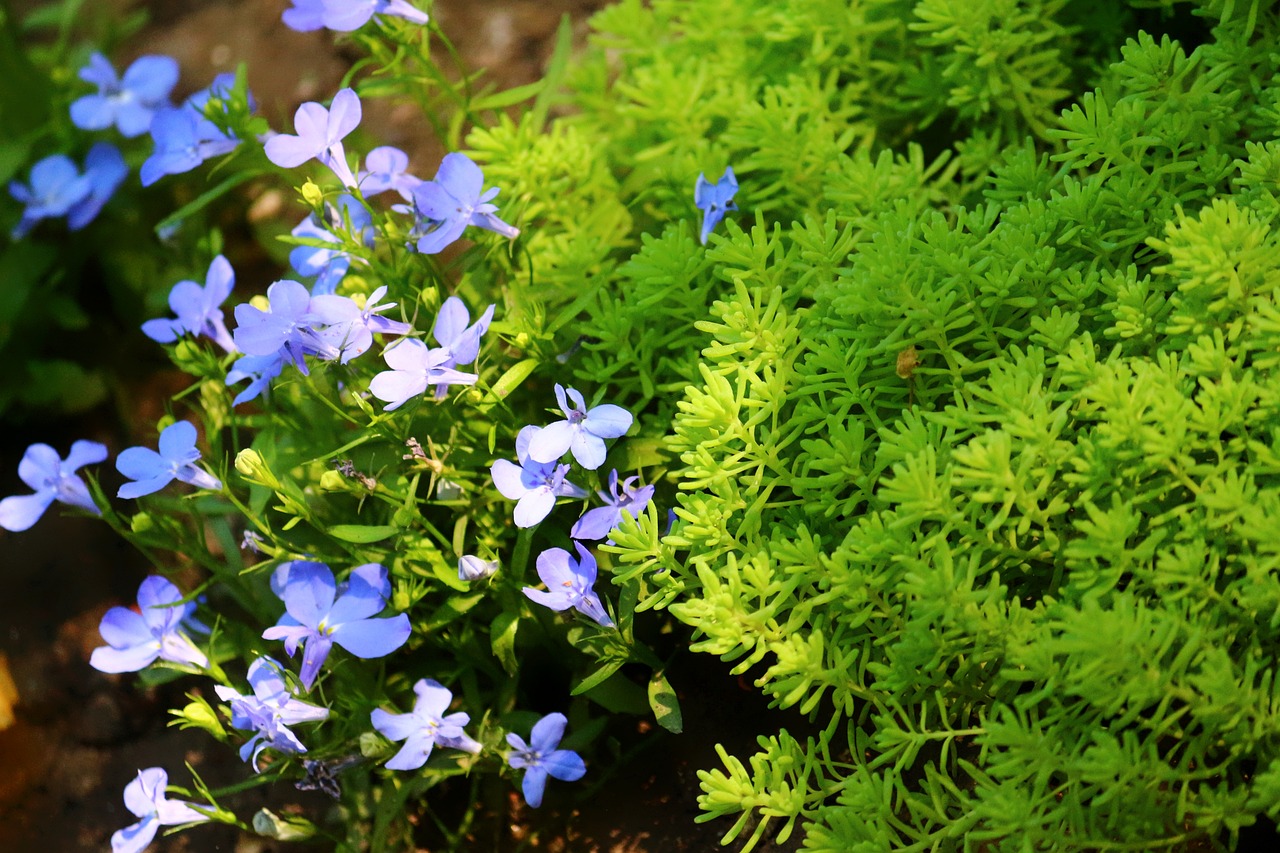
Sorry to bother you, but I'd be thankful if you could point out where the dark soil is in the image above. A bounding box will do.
[0,2,804,851]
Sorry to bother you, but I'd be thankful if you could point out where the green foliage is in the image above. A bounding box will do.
[476,0,1280,848]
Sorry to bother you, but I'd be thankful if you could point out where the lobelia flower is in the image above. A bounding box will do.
[70,142,128,230]
[214,656,329,770]
[264,87,361,188]
[116,420,222,499]
[225,351,285,406]
[431,297,494,395]
[0,440,106,532]
[140,73,247,187]
[70,52,178,138]
[526,384,633,470]
[402,152,519,254]
[569,469,656,541]
[694,166,738,244]
[289,195,374,295]
[271,560,390,605]
[232,279,329,373]
[310,286,412,362]
[368,338,479,410]
[283,0,429,32]
[9,154,91,238]
[142,255,237,352]
[371,678,482,771]
[9,144,128,239]
[505,713,586,808]
[491,425,588,528]
[458,555,498,582]
[262,561,411,690]
[522,542,614,627]
[90,575,208,673]
[110,767,210,853]
[358,146,422,199]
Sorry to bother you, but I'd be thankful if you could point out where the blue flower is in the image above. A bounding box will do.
[283,0,429,32]
[214,656,329,770]
[358,146,422,199]
[570,469,656,541]
[368,338,479,410]
[288,194,374,295]
[225,352,285,406]
[116,421,222,499]
[140,74,245,187]
[70,52,178,138]
[430,296,494,398]
[522,541,613,627]
[505,713,586,808]
[232,279,327,373]
[371,678,481,771]
[265,87,361,188]
[0,440,106,531]
[110,768,210,853]
[142,255,237,352]
[526,384,633,470]
[310,286,412,362]
[70,142,128,230]
[9,145,127,238]
[90,576,208,673]
[403,152,519,254]
[491,426,588,528]
[694,166,738,244]
[262,561,411,690]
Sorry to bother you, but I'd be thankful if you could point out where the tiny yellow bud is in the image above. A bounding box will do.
[301,180,325,209]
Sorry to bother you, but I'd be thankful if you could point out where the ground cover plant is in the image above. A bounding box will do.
[3,0,1280,850]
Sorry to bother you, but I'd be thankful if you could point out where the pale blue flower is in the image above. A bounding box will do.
[110,767,209,853]
[142,255,237,352]
[0,440,106,531]
[404,152,519,254]
[490,426,588,528]
[358,146,422,199]
[225,352,285,406]
[368,338,478,410]
[214,657,329,770]
[371,678,481,771]
[506,712,586,808]
[70,142,128,230]
[70,52,178,138]
[523,542,613,627]
[116,421,221,499]
[283,0,429,32]
[9,155,91,239]
[526,384,633,470]
[458,555,498,582]
[90,576,208,673]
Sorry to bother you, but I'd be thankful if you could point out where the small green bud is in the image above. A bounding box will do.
[235,449,281,488]
[130,512,154,534]
[319,470,347,491]
[253,808,317,841]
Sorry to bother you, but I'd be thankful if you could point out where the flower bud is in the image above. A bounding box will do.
[234,448,280,488]
[458,555,498,582]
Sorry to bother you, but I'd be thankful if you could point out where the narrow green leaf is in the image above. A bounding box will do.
[328,524,398,543]
[490,612,520,676]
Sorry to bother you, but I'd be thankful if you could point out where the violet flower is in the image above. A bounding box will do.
[404,152,519,254]
[264,87,361,188]
[569,469,656,541]
[522,541,613,627]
